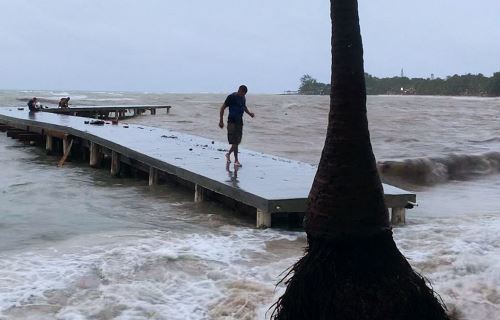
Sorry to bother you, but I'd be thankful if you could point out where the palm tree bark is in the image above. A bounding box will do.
[272,0,450,319]
[305,0,389,239]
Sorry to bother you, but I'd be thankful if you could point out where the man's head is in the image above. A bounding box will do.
[66,97,70,101]
[237,85,248,96]
[33,97,37,101]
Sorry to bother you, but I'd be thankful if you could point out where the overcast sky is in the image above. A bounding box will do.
[1,0,499,93]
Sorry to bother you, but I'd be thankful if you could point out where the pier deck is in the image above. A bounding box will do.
[0,108,415,227]
[40,104,172,119]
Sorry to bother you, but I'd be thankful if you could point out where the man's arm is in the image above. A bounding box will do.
[244,106,255,118]
[219,103,227,128]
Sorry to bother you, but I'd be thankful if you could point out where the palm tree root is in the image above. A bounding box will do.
[271,230,450,320]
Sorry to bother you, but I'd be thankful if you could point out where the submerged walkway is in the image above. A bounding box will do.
[40,104,172,119]
[0,108,415,227]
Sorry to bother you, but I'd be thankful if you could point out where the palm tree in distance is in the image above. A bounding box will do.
[272,0,450,319]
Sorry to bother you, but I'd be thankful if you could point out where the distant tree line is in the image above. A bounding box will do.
[298,74,331,95]
[298,72,500,96]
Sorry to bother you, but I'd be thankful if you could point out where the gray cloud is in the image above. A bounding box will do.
[0,0,498,93]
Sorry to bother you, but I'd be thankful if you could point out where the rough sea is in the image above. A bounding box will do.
[0,90,499,319]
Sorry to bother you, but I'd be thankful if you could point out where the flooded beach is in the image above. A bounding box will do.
[1,91,499,319]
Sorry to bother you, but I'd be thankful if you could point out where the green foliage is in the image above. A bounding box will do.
[298,74,330,95]
[298,72,500,96]
[364,72,499,96]
[488,72,500,96]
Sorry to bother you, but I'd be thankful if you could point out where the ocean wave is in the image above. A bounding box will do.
[378,152,500,185]
[467,137,500,144]
[82,98,135,102]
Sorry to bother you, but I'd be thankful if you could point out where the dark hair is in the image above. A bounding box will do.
[238,85,248,93]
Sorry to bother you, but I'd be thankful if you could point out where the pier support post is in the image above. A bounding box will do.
[89,142,102,168]
[151,108,156,115]
[194,184,207,202]
[256,209,272,228]
[45,135,53,155]
[391,207,406,225]
[111,151,120,177]
[166,106,171,114]
[149,167,158,186]
[62,136,71,157]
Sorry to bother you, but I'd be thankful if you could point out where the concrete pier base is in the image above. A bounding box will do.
[111,151,120,177]
[391,207,406,225]
[149,167,158,186]
[89,142,102,168]
[194,184,207,202]
[45,135,53,155]
[62,136,71,157]
[256,209,272,228]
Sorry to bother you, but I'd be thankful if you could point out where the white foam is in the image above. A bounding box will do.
[0,229,302,319]
[395,215,500,319]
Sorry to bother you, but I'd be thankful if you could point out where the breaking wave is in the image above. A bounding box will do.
[378,152,500,186]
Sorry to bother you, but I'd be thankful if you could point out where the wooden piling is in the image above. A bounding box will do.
[58,139,73,167]
[89,142,102,168]
[257,209,272,228]
[194,184,206,202]
[391,207,406,225]
[45,135,53,155]
[149,167,158,186]
[62,136,71,157]
[111,151,120,177]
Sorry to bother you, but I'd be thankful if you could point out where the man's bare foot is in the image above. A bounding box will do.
[234,161,242,167]
[225,153,231,163]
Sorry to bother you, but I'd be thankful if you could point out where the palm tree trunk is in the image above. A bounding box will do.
[271,1,451,319]
[305,0,389,240]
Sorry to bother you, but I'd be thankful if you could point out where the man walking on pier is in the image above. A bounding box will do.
[219,85,255,167]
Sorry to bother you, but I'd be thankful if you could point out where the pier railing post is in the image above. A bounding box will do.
[256,209,271,228]
[391,207,406,225]
[111,151,120,177]
[149,167,158,186]
[89,142,102,168]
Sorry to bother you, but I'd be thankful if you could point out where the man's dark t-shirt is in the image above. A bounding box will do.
[225,92,246,123]
[27,98,37,111]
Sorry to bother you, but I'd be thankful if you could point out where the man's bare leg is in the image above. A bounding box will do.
[226,145,236,163]
[234,145,242,167]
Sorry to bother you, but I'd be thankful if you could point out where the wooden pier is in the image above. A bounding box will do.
[0,108,415,228]
[39,104,172,119]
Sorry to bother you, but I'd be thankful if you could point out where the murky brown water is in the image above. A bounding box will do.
[0,90,499,319]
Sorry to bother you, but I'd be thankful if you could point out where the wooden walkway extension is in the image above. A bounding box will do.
[39,104,172,119]
[0,108,416,228]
